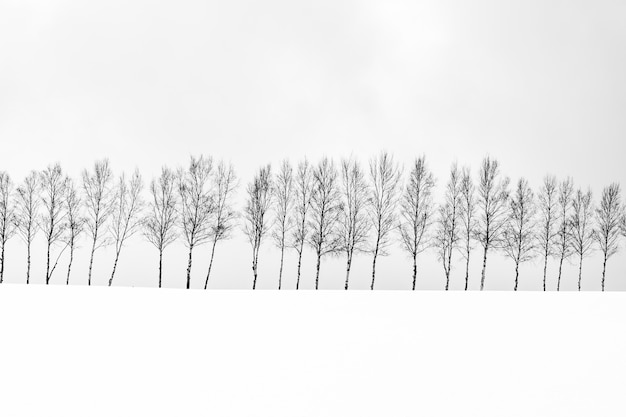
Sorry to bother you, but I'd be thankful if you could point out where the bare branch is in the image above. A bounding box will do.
[537,175,558,290]
[434,162,462,290]
[40,163,69,284]
[458,166,477,290]
[15,171,40,283]
[595,183,622,290]
[0,172,17,283]
[271,160,294,290]
[289,159,314,289]
[571,188,595,291]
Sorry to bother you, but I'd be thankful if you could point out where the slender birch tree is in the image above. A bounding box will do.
[307,157,342,289]
[144,167,178,288]
[554,177,574,291]
[83,159,114,285]
[0,172,17,283]
[570,188,595,291]
[435,163,462,290]
[397,156,436,290]
[203,161,238,289]
[537,175,558,291]
[458,167,477,290]
[502,178,537,291]
[108,170,144,286]
[290,159,314,289]
[338,157,370,290]
[178,156,214,289]
[40,164,68,284]
[15,171,40,284]
[272,160,294,290]
[367,151,402,290]
[476,157,510,290]
[243,164,273,289]
[594,183,622,291]
[65,178,84,285]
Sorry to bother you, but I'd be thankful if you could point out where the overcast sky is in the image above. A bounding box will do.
[0,0,625,290]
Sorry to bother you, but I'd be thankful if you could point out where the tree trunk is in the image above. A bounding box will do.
[480,246,488,291]
[26,241,31,284]
[45,240,51,285]
[344,253,352,290]
[186,244,194,289]
[514,261,520,291]
[0,241,5,283]
[412,254,417,291]
[464,247,470,291]
[204,238,218,290]
[252,244,258,290]
[542,251,548,291]
[158,249,163,288]
[66,244,75,285]
[371,237,380,290]
[109,249,121,287]
[557,254,564,291]
[577,255,583,291]
[278,245,285,290]
[296,248,303,290]
[87,236,97,286]
[601,253,608,292]
[445,246,453,291]
[315,253,321,290]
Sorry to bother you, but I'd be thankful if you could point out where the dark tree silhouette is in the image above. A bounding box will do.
[476,157,510,291]
[82,159,114,286]
[144,167,178,288]
[338,157,370,290]
[0,172,17,283]
[15,171,40,284]
[537,175,558,291]
[308,157,342,289]
[398,156,435,290]
[502,178,537,291]
[40,164,68,284]
[108,170,144,286]
[571,188,595,291]
[65,178,84,285]
[204,161,238,289]
[435,163,462,290]
[594,183,622,291]
[554,178,574,291]
[458,167,477,291]
[178,156,214,289]
[290,159,314,289]
[243,164,273,290]
[272,160,294,290]
[367,151,402,290]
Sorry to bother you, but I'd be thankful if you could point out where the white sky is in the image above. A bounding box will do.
[0,0,625,290]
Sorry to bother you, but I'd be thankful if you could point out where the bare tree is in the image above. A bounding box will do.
[108,170,144,286]
[15,171,40,284]
[0,172,17,283]
[502,178,537,291]
[144,167,178,288]
[536,176,558,291]
[271,160,294,290]
[290,159,314,289]
[40,164,68,284]
[367,151,402,290]
[178,156,214,289]
[554,177,574,291]
[203,161,238,289]
[476,157,510,290]
[458,167,477,291]
[398,156,436,291]
[570,188,595,291]
[308,157,342,289]
[338,157,370,290]
[65,178,84,285]
[82,159,114,285]
[594,183,622,291]
[243,164,273,289]
[435,163,462,290]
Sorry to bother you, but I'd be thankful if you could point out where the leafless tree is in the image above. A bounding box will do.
[108,170,144,286]
[144,167,178,288]
[435,163,462,290]
[476,157,510,290]
[289,159,314,289]
[0,172,17,283]
[15,171,40,284]
[594,183,622,291]
[203,161,238,289]
[554,177,574,291]
[271,160,294,290]
[243,164,273,289]
[65,178,84,285]
[502,178,537,291]
[367,151,402,290]
[537,175,558,291]
[570,188,595,291]
[458,167,477,291]
[178,156,214,289]
[82,159,114,285]
[307,157,342,289]
[338,157,370,290]
[398,156,436,290]
[40,164,69,284]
